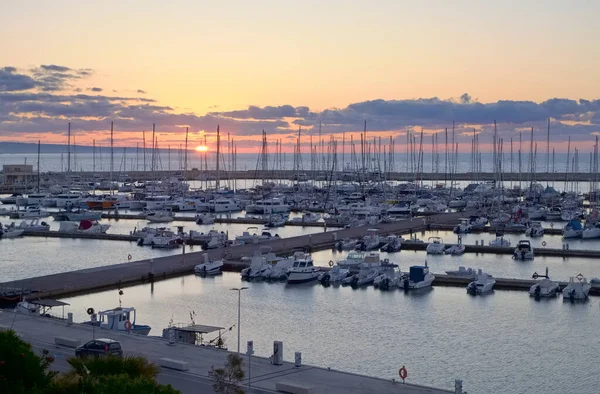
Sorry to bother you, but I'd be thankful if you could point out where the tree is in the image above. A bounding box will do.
[210,354,245,394]
[0,329,56,394]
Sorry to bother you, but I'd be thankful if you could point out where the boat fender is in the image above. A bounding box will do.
[328,260,334,267]
[86,307,95,315]
[124,321,133,331]
[541,241,547,247]
[399,366,407,381]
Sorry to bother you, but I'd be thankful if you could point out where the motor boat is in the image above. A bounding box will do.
[0,193,22,204]
[18,218,50,232]
[209,198,242,213]
[562,274,591,300]
[489,235,511,247]
[336,238,358,251]
[265,215,286,228]
[445,266,478,279]
[52,209,102,222]
[194,257,224,276]
[525,222,544,238]
[444,243,466,255]
[448,198,467,209]
[582,222,600,240]
[241,252,269,280]
[189,229,228,248]
[529,267,560,298]
[344,262,383,287]
[373,263,402,290]
[467,271,496,295]
[563,219,583,239]
[0,224,24,238]
[246,198,290,214]
[234,228,280,245]
[338,251,382,273]
[84,307,151,336]
[146,210,174,223]
[291,212,321,224]
[453,218,473,234]
[527,206,547,220]
[149,230,181,248]
[195,213,215,225]
[10,205,50,219]
[266,254,295,280]
[319,265,351,286]
[58,220,110,234]
[513,240,534,260]
[398,264,435,290]
[359,228,382,251]
[426,237,445,254]
[286,254,319,284]
[379,234,402,252]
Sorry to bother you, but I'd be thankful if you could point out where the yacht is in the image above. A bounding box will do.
[525,222,544,238]
[209,198,241,213]
[562,274,591,300]
[290,212,322,224]
[373,263,403,290]
[343,262,383,287]
[445,266,478,279]
[194,257,224,276]
[0,193,22,204]
[426,237,445,254]
[360,228,382,251]
[468,215,488,229]
[335,238,358,251]
[246,198,290,214]
[398,264,435,290]
[337,251,379,273]
[286,254,319,284]
[17,219,50,232]
[529,268,560,298]
[195,213,215,225]
[58,220,110,234]
[513,240,534,260]
[11,206,49,219]
[52,209,101,222]
[147,230,181,248]
[386,201,413,217]
[562,219,583,239]
[466,271,496,295]
[489,234,511,247]
[544,207,562,221]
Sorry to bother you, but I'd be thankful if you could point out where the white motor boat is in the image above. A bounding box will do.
[209,198,241,213]
[582,222,600,240]
[426,237,445,254]
[468,215,488,229]
[149,230,181,248]
[448,198,467,209]
[489,236,511,247]
[58,220,110,234]
[467,272,496,295]
[18,219,50,232]
[286,254,319,284]
[338,251,382,273]
[525,222,544,238]
[360,228,382,251]
[445,266,478,279]
[234,228,280,245]
[194,257,224,276]
[195,213,215,225]
[562,219,583,239]
[527,206,547,220]
[15,206,50,219]
[398,263,435,290]
[318,265,351,285]
[266,255,295,280]
[1,225,24,238]
[373,263,402,290]
[444,244,466,255]
[189,229,228,248]
[265,215,286,228]
[336,238,358,250]
[85,307,151,336]
[241,252,269,280]
[529,267,560,298]
[513,240,534,260]
[562,274,591,300]
[146,210,174,223]
[379,234,402,252]
[544,207,562,221]
[453,218,473,234]
[291,212,322,224]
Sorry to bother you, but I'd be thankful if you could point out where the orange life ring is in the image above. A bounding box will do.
[124,321,133,331]
[399,366,407,380]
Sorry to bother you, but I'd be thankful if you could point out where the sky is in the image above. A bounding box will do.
[1,0,600,153]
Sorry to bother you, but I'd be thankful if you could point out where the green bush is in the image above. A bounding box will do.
[50,373,180,394]
[67,355,159,379]
[0,329,56,394]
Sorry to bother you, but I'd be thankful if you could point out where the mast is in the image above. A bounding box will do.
[67,122,71,174]
[216,125,221,191]
[110,121,114,195]
[93,140,96,173]
[184,127,189,195]
[37,140,40,192]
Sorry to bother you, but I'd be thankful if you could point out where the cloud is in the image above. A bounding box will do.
[40,64,71,72]
[214,105,313,120]
[137,89,146,94]
[0,67,37,91]
[90,87,103,92]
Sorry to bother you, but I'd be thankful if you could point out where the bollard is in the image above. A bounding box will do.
[295,351,302,367]
[481,239,484,246]
[67,312,73,326]
[475,240,479,246]
[333,232,338,241]
[168,329,176,345]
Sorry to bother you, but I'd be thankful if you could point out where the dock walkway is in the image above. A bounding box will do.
[0,311,454,394]
[4,211,470,299]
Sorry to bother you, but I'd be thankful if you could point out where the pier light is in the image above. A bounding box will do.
[230,287,249,354]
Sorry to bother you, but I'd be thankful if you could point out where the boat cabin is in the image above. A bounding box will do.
[409,265,430,283]
[97,307,138,331]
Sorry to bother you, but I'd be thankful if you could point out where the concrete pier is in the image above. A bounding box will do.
[0,311,454,394]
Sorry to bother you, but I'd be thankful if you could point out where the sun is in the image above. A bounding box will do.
[195,145,208,152]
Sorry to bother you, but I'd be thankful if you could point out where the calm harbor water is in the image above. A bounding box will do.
[58,272,600,394]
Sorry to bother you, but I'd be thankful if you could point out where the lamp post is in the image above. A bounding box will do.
[230,287,248,354]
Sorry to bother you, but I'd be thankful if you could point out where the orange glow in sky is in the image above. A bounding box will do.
[195,145,208,152]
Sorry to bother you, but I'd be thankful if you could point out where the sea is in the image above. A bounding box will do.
[1,209,599,393]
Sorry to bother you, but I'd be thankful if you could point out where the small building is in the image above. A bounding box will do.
[2,164,35,185]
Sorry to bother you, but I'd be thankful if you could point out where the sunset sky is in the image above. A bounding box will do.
[1,0,600,152]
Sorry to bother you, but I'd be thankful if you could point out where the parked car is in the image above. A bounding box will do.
[75,338,123,358]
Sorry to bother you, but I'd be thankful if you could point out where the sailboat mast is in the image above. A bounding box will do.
[37,140,40,192]
[216,125,220,191]
[110,121,114,195]
[67,122,71,174]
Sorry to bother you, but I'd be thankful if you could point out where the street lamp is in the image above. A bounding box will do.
[230,287,248,354]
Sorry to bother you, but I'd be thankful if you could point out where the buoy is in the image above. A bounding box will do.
[328,260,334,267]
[399,366,407,381]
[124,321,133,331]
[541,241,547,247]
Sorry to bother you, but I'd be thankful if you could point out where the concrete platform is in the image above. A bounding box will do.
[1,311,454,394]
